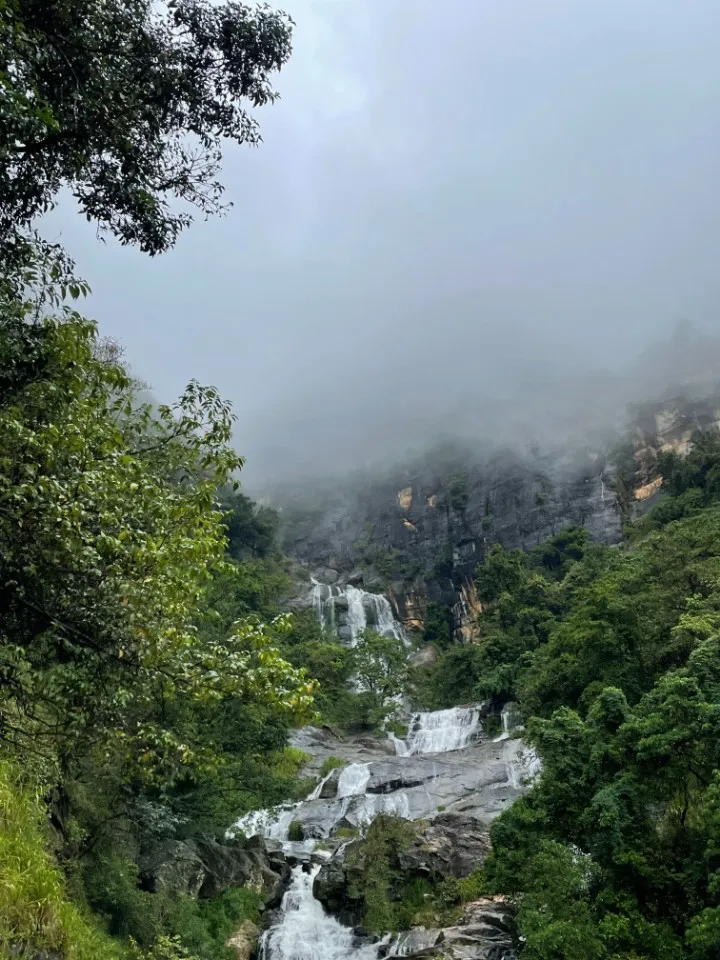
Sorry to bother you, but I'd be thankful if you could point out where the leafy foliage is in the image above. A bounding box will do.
[0,271,315,957]
[350,629,409,730]
[0,0,293,258]
[450,436,720,958]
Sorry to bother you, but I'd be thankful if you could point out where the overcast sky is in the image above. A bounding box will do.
[47,0,720,485]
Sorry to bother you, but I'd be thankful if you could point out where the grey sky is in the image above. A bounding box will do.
[47,0,720,485]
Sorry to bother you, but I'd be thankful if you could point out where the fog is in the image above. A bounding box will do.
[46,0,720,488]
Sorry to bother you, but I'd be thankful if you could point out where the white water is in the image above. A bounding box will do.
[246,702,520,959]
[336,762,371,798]
[260,866,381,960]
[494,701,522,743]
[393,705,484,756]
[353,790,411,826]
[232,803,300,842]
[309,579,405,646]
[506,745,543,790]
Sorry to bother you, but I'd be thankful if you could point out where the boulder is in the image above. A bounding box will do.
[227,920,260,960]
[398,814,492,879]
[141,835,290,906]
[380,897,515,959]
[312,852,350,913]
[410,644,440,667]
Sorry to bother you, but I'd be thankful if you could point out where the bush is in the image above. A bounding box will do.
[0,760,127,960]
[319,756,347,778]
[287,821,304,842]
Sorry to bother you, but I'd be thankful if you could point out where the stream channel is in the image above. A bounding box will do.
[232,583,538,960]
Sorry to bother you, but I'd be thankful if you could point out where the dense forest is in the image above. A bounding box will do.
[408,434,720,958]
[2,2,720,960]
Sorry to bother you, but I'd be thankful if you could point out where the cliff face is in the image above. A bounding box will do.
[278,393,720,641]
[280,444,620,641]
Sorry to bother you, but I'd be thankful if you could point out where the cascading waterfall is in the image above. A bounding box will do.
[494,701,522,743]
[246,701,522,960]
[259,866,381,960]
[232,803,300,842]
[309,579,405,646]
[336,763,371,799]
[392,705,484,756]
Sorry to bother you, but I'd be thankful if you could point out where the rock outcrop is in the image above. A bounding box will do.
[284,727,536,841]
[140,834,289,905]
[280,443,622,642]
[314,815,493,922]
[398,813,492,879]
[278,394,720,644]
[227,920,260,960]
[383,897,515,959]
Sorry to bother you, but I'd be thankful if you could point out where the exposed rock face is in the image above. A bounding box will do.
[631,395,720,488]
[384,898,515,959]
[279,395,720,643]
[398,814,492,879]
[140,835,289,905]
[287,727,536,841]
[314,819,507,955]
[227,920,260,960]
[280,444,622,642]
[313,814,493,921]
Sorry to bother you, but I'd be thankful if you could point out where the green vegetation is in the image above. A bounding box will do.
[0,6,324,953]
[350,629,409,730]
[0,0,292,260]
[418,431,720,958]
[319,756,348,777]
[0,761,126,959]
[423,600,454,648]
[287,821,304,842]
[345,815,486,933]
[0,282,318,958]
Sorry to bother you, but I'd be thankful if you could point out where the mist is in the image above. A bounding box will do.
[44,0,720,489]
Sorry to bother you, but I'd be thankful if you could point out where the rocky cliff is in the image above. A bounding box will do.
[278,392,720,641]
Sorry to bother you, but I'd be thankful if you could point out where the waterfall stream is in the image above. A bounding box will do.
[237,583,530,959]
[309,579,405,645]
[392,705,484,756]
[259,865,381,960]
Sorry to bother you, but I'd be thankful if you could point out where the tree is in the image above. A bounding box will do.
[0,0,293,260]
[0,278,314,778]
[351,630,408,729]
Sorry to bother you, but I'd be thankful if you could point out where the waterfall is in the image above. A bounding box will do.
[239,700,527,959]
[260,866,381,960]
[344,585,368,645]
[336,763,371,798]
[310,579,336,634]
[494,701,522,743]
[393,705,484,756]
[353,790,411,826]
[232,803,300,842]
[309,579,405,646]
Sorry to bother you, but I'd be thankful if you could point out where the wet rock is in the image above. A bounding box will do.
[226,919,260,960]
[439,896,515,959]
[383,897,515,959]
[398,814,492,879]
[312,852,351,912]
[141,835,290,905]
[286,737,537,840]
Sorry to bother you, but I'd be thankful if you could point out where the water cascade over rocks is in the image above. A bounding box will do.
[231,578,531,957]
[233,700,537,960]
[259,866,380,960]
[391,706,484,756]
[310,579,405,645]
